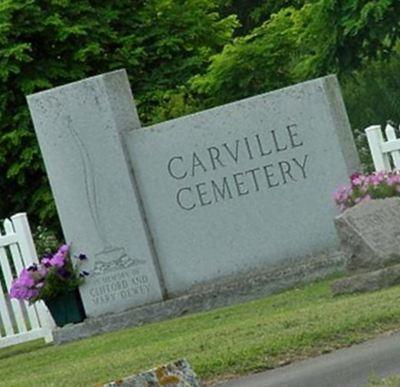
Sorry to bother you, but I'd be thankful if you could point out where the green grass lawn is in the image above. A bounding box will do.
[369,375,400,386]
[2,277,400,387]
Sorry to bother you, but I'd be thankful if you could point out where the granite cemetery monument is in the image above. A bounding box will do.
[27,70,359,324]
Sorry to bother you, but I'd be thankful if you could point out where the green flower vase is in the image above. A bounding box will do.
[45,289,86,327]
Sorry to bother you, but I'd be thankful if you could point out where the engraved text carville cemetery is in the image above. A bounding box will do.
[167,124,308,212]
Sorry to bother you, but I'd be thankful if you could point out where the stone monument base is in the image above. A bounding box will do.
[332,263,400,296]
[52,251,346,344]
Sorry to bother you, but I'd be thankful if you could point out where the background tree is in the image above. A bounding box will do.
[218,0,305,35]
[1,0,400,232]
[0,0,237,229]
[192,0,400,108]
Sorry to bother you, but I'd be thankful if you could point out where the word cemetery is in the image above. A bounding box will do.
[167,126,309,210]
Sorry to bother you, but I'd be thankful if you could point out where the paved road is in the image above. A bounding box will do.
[219,332,400,387]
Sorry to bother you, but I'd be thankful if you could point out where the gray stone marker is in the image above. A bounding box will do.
[27,70,164,317]
[126,75,359,295]
[334,197,400,272]
[103,359,200,387]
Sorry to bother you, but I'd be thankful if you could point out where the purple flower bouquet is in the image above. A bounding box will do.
[10,244,88,304]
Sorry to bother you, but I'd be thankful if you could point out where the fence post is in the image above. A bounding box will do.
[384,123,400,170]
[365,125,391,172]
[10,213,55,338]
[10,213,38,264]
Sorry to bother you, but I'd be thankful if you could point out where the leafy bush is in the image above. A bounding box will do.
[191,0,400,108]
[190,7,300,107]
[342,53,400,132]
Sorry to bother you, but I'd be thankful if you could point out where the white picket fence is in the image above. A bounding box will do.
[365,123,400,172]
[0,213,53,348]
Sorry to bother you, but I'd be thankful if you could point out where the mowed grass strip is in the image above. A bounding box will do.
[2,278,400,386]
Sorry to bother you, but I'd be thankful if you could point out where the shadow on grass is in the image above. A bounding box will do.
[0,339,48,360]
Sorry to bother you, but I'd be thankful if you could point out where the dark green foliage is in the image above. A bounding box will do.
[191,7,301,107]
[192,0,400,107]
[218,0,305,35]
[0,0,237,229]
[341,54,400,171]
[219,0,265,35]
[250,0,305,25]
[342,55,400,132]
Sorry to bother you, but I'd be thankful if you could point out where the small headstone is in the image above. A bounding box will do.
[334,198,400,272]
[103,359,200,387]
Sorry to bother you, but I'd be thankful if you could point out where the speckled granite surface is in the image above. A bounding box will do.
[103,359,200,387]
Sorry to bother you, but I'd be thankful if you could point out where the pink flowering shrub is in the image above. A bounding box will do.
[9,245,88,303]
[333,171,400,212]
